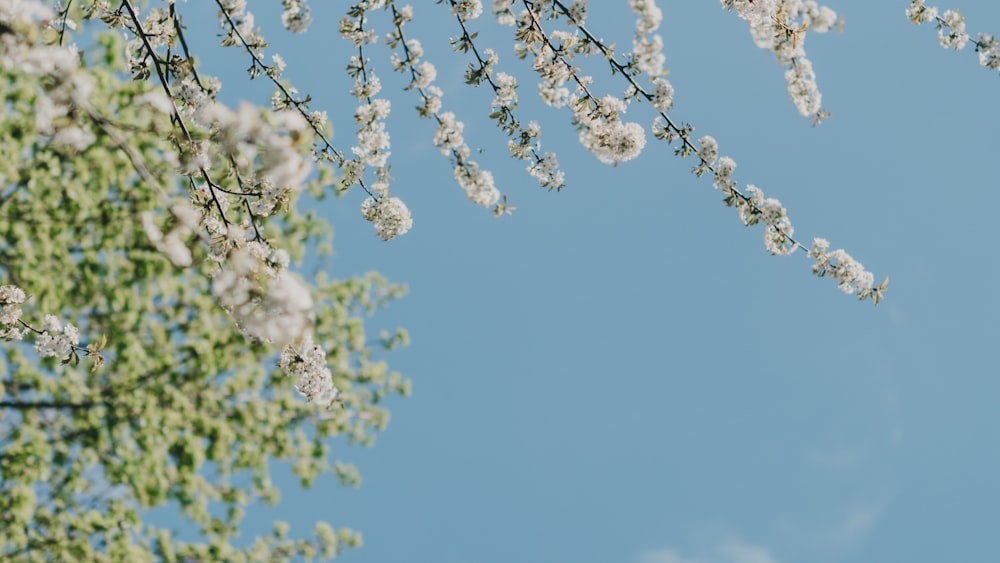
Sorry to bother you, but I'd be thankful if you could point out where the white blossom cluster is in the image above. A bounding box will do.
[212,247,314,347]
[937,10,968,49]
[492,67,517,112]
[361,194,414,241]
[759,198,797,256]
[650,77,675,113]
[217,0,260,48]
[493,0,516,26]
[514,6,650,165]
[281,0,312,34]
[906,2,966,50]
[116,0,315,230]
[785,58,821,118]
[342,40,393,191]
[713,156,737,192]
[575,96,647,165]
[194,102,312,204]
[722,0,779,30]
[979,35,1000,71]
[0,0,51,22]
[278,336,340,407]
[697,136,797,256]
[342,3,420,237]
[0,2,96,151]
[34,314,81,359]
[0,285,27,341]
[141,204,203,267]
[1,286,91,356]
[563,0,588,25]
[452,157,501,207]
[736,184,765,226]
[723,0,838,120]
[907,1,1000,72]
[127,6,174,54]
[451,0,484,21]
[628,0,666,77]
[455,20,563,191]
[905,0,939,24]
[385,7,502,208]
[697,135,719,166]
[526,40,573,108]
[809,238,875,296]
[353,99,392,169]
[526,143,563,189]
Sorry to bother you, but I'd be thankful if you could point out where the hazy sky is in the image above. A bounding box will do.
[169,2,1000,562]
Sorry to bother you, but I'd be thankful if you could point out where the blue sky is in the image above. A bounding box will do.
[175,2,1000,562]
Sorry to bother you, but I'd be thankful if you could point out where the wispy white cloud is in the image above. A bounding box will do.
[637,538,779,563]
[637,548,701,563]
[839,497,888,545]
[717,539,779,563]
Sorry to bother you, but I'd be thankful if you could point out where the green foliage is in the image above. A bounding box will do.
[0,24,407,562]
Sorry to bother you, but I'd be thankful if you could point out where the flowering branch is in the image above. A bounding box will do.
[385,1,507,214]
[1,286,106,371]
[721,0,839,124]
[448,0,565,191]
[496,0,885,303]
[121,0,232,229]
[212,0,381,202]
[906,0,1000,72]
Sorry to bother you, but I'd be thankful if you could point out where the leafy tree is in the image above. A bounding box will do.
[0,0,994,559]
[0,3,407,559]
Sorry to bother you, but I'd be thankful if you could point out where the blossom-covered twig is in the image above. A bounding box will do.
[385,1,507,214]
[1,285,106,371]
[495,0,885,303]
[906,0,1000,73]
[721,0,840,124]
[448,0,565,191]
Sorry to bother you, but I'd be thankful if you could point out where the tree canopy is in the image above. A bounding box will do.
[1,0,996,560]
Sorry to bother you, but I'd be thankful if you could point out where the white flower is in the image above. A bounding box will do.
[0,285,27,306]
[760,198,797,256]
[938,10,968,50]
[578,119,646,164]
[434,112,466,154]
[906,0,937,24]
[651,78,674,112]
[785,58,821,117]
[135,90,174,114]
[736,184,764,226]
[809,238,874,294]
[279,336,339,406]
[713,156,736,190]
[493,0,516,25]
[212,249,314,346]
[724,0,778,29]
[51,126,95,151]
[34,314,80,358]
[281,0,312,33]
[565,0,587,24]
[458,164,500,207]
[451,0,484,20]
[0,285,26,339]
[697,135,719,165]
[412,61,437,89]
[218,0,247,19]
[493,72,518,109]
[361,196,413,241]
